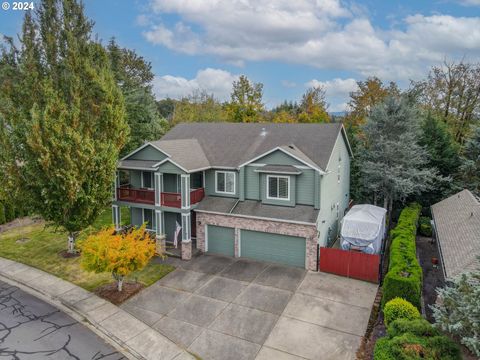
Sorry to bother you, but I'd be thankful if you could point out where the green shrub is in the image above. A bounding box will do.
[382,203,422,309]
[388,318,440,338]
[418,217,432,237]
[4,202,15,223]
[384,298,421,326]
[374,332,460,360]
[0,203,5,224]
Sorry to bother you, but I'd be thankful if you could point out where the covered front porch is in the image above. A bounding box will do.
[112,205,198,260]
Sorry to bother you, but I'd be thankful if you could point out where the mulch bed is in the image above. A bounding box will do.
[94,282,144,305]
[0,216,43,234]
[416,235,445,321]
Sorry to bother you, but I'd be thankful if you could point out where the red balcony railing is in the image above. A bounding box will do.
[161,188,205,208]
[117,187,155,205]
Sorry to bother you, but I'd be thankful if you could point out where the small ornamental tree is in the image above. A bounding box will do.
[431,263,480,357]
[80,225,156,292]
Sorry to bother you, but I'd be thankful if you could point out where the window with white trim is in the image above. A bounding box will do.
[266,175,290,200]
[143,209,153,230]
[215,171,235,194]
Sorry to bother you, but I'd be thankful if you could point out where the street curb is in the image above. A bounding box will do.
[0,258,194,360]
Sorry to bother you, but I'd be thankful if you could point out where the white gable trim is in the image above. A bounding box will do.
[121,142,171,161]
[153,158,189,173]
[238,147,324,174]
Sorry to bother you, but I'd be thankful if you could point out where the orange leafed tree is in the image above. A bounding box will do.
[80,225,156,291]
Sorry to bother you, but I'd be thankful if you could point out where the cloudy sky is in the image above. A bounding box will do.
[1,0,480,111]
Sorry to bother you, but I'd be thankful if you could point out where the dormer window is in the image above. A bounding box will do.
[267,175,290,200]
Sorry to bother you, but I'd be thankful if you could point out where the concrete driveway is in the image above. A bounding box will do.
[122,255,377,360]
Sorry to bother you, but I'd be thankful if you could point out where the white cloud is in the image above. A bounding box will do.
[281,80,297,88]
[306,78,358,112]
[458,0,480,6]
[153,68,239,100]
[141,0,480,81]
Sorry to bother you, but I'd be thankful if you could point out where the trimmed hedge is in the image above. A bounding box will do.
[374,318,461,360]
[384,298,421,326]
[418,216,432,237]
[382,203,422,309]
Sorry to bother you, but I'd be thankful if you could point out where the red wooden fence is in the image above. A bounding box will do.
[319,247,380,283]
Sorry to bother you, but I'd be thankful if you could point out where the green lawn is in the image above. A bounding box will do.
[0,207,174,291]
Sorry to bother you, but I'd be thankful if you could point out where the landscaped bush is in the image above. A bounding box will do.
[382,203,422,309]
[0,203,5,224]
[384,298,421,326]
[432,267,480,357]
[4,202,15,223]
[388,318,440,338]
[374,319,461,360]
[418,216,432,237]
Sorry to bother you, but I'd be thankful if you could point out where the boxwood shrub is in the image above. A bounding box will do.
[382,203,422,309]
[375,318,461,360]
[384,298,421,326]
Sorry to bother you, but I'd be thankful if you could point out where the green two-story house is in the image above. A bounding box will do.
[112,123,351,271]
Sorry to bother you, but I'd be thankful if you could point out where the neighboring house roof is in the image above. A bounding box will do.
[118,160,159,170]
[431,189,480,279]
[254,165,303,175]
[196,196,319,224]
[151,139,210,171]
[157,123,346,171]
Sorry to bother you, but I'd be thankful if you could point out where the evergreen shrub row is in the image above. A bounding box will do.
[382,203,422,309]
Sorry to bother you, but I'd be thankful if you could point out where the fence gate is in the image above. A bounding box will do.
[319,247,380,283]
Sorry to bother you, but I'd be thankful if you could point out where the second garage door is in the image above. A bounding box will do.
[240,230,306,268]
[206,225,235,256]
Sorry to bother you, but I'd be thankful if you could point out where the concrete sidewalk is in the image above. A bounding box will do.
[0,257,195,360]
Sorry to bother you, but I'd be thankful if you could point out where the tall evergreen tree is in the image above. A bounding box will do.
[459,126,480,196]
[107,39,168,156]
[358,97,437,215]
[0,0,128,253]
[417,112,461,205]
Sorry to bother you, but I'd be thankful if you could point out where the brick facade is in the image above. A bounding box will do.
[181,240,192,260]
[196,212,318,271]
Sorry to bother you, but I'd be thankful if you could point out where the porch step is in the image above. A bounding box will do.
[165,246,202,259]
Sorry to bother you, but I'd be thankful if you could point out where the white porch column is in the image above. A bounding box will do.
[181,174,190,209]
[154,173,162,206]
[112,205,121,231]
[181,212,192,260]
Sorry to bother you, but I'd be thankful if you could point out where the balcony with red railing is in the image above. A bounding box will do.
[161,188,205,208]
[117,186,155,205]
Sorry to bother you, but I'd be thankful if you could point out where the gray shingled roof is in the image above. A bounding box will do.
[196,196,318,224]
[151,139,210,171]
[255,165,303,175]
[159,123,345,170]
[431,189,480,279]
[118,160,159,170]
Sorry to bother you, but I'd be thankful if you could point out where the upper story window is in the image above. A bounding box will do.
[142,171,153,189]
[215,171,236,194]
[267,175,290,200]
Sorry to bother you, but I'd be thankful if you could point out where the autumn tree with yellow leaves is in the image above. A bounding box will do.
[81,225,156,292]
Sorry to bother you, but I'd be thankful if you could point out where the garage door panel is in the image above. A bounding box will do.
[207,225,235,256]
[241,230,305,268]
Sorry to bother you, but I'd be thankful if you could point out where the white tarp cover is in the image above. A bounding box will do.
[341,204,387,254]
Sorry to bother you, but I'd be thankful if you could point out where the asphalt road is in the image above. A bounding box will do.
[0,279,125,360]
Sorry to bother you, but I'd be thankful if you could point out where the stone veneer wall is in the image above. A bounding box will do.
[196,212,318,271]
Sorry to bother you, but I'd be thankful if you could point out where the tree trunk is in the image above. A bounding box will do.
[117,276,124,292]
[67,232,76,254]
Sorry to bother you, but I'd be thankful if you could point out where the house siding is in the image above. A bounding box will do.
[255,150,304,166]
[128,145,167,161]
[157,161,185,174]
[296,169,315,206]
[316,133,351,247]
[245,166,261,200]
